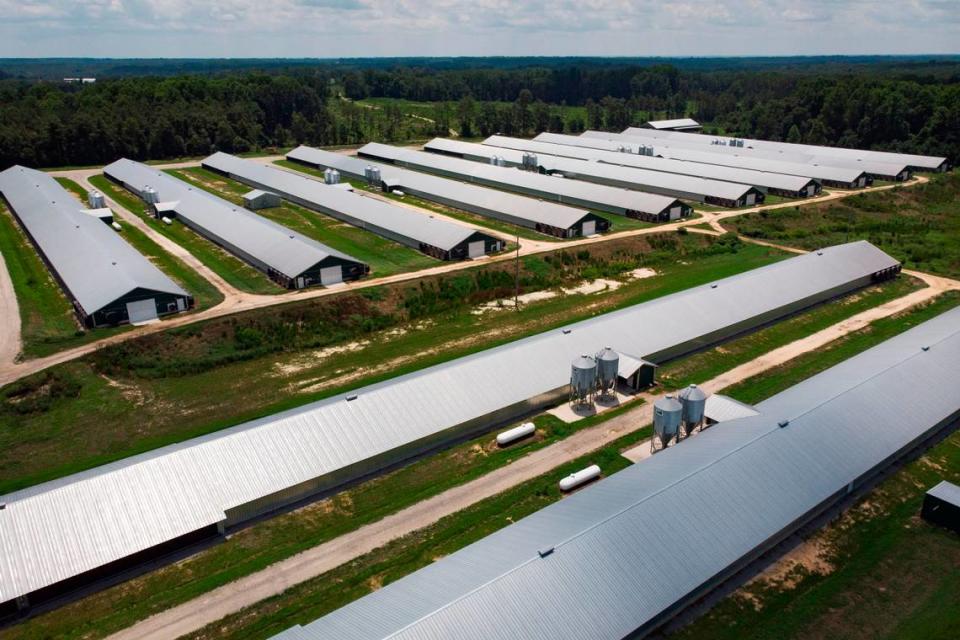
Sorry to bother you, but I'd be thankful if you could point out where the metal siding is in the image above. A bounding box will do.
[0,166,188,317]
[102,159,365,281]
[286,306,960,640]
[0,242,900,604]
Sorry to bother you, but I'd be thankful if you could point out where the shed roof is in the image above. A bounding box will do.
[287,146,593,230]
[0,241,898,605]
[646,118,701,130]
[621,127,945,171]
[703,394,760,423]
[358,142,692,213]
[272,304,960,640]
[202,153,486,252]
[927,481,960,507]
[0,165,187,315]
[103,159,362,279]
[475,136,816,193]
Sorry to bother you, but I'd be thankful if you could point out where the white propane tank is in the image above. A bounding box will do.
[496,422,535,447]
[111,221,121,231]
[161,216,173,225]
[393,190,405,197]
[559,464,601,492]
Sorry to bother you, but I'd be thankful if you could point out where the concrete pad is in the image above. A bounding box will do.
[621,439,654,463]
[547,389,637,424]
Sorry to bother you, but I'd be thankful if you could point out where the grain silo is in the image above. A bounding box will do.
[652,395,682,452]
[595,347,619,398]
[678,384,708,437]
[570,355,598,406]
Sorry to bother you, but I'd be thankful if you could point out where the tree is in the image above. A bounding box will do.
[786,124,802,143]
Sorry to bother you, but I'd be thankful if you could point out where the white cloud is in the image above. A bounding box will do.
[0,0,956,56]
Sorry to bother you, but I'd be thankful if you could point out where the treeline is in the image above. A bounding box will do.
[1,62,957,168]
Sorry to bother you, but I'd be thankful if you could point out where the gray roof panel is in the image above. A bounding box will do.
[202,153,485,252]
[286,146,594,230]
[927,481,960,507]
[0,165,187,315]
[473,136,816,193]
[646,118,701,130]
[363,142,746,207]
[0,241,898,604]
[102,159,363,279]
[275,304,960,640]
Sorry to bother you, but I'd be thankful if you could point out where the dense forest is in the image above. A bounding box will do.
[0,58,957,168]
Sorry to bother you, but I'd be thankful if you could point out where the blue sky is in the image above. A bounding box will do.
[1,1,957,58]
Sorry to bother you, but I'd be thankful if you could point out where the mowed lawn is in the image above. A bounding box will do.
[168,166,439,277]
[88,174,285,295]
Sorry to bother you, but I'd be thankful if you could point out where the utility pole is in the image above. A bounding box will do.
[514,233,520,311]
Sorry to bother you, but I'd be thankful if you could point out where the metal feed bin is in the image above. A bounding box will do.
[596,347,619,397]
[652,395,682,452]
[569,355,598,406]
[679,384,708,436]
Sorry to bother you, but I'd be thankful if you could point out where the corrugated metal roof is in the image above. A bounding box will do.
[646,118,701,130]
[0,241,899,605]
[102,159,363,279]
[927,480,960,507]
[473,136,816,193]
[273,304,960,640]
[545,132,867,184]
[202,153,487,252]
[622,127,947,171]
[362,142,749,207]
[703,394,760,423]
[0,165,187,315]
[606,130,911,179]
[286,146,593,230]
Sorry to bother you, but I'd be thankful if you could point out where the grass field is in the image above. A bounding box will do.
[0,239,785,493]
[167,167,440,277]
[725,172,960,279]
[87,174,285,295]
[55,177,224,312]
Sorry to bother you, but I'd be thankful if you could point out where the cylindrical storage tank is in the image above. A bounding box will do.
[678,384,708,431]
[143,186,158,204]
[88,190,106,209]
[496,422,536,447]
[570,354,597,404]
[596,347,619,396]
[368,167,381,186]
[324,168,340,185]
[111,221,121,232]
[559,464,601,492]
[653,395,682,448]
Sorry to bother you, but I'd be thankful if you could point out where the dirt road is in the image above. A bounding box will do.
[0,169,930,388]
[106,267,958,640]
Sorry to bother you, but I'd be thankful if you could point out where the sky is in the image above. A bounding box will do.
[0,0,958,58]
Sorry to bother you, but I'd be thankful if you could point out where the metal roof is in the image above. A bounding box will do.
[543,132,867,185]
[604,130,911,179]
[0,241,899,605]
[646,118,701,130]
[927,481,960,507]
[621,127,945,172]
[703,394,760,423]
[202,153,488,252]
[362,142,748,207]
[272,303,960,640]
[475,136,817,194]
[287,146,593,231]
[102,159,363,279]
[0,165,187,316]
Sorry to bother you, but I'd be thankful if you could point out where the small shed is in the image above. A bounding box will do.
[243,189,282,210]
[617,352,657,390]
[81,207,114,225]
[703,394,759,426]
[921,481,960,534]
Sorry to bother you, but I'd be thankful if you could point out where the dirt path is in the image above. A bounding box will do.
[0,169,933,387]
[106,268,958,640]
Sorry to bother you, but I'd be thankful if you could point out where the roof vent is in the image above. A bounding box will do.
[778,419,789,428]
[562,328,572,335]
[817,250,824,256]
[922,346,930,352]
[538,547,554,558]
[710,284,718,289]
[346,394,359,402]
[0,502,6,510]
